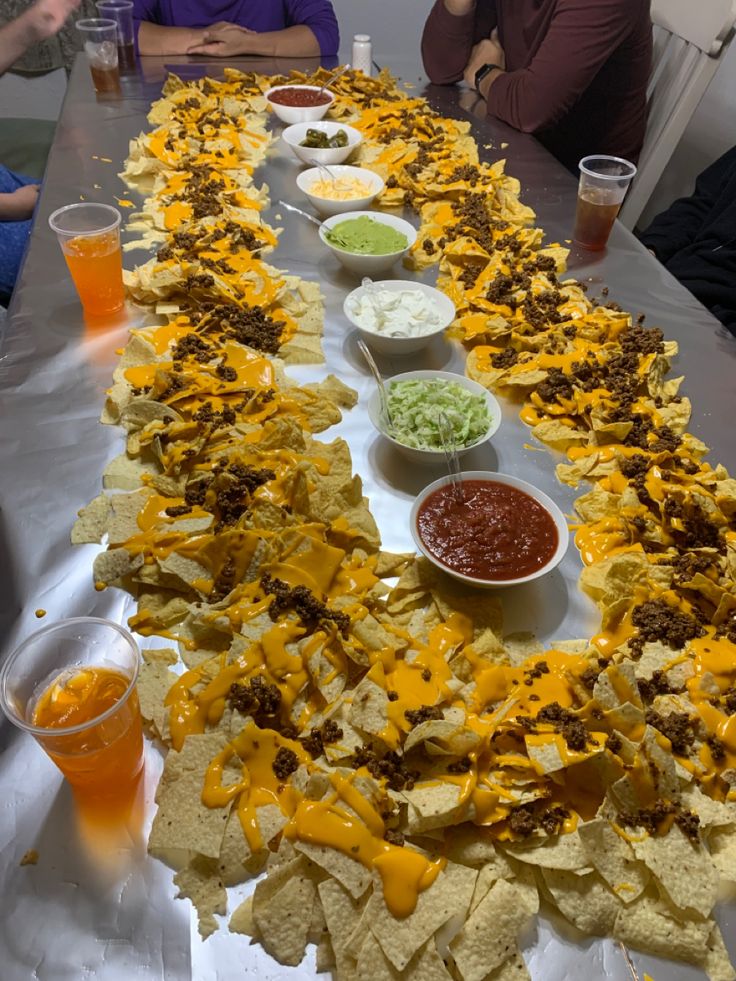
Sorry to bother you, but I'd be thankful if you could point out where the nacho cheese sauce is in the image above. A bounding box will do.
[308,176,375,201]
[417,480,558,580]
[268,87,331,107]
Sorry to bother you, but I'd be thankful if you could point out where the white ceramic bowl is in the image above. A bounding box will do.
[282,121,363,165]
[410,471,570,589]
[319,210,417,275]
[344,279,456,355]
[297,165,384,217]
[367,370,501,464]
[265,85,334,125]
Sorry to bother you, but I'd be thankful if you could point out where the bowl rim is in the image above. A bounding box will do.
[265,83,335,106]
[318,210,417,256]
[343,279,456,337]
[367,369,502,453]
[409,470,570,587]
[281,120,363,147]
[297,165,385,203]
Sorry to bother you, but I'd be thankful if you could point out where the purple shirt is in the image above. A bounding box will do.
[133,0,339,56]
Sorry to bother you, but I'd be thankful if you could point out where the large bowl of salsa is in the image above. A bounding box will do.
[265,85,334,124]
[410,471,569,588]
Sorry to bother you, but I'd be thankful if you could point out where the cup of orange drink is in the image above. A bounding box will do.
[0,618,144,807]
[49,203,125,317]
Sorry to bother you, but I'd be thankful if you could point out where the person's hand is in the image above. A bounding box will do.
[0,184,40,221]
[25,0,81,43]
[187,23,255,57]
[462,29,505,90]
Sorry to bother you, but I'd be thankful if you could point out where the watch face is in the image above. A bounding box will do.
[474,64,492,89]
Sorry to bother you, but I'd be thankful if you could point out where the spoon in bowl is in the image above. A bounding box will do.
[437,410,464,503]
[317,63,351,101]
[357,338,393,435]
[278,199,351,247]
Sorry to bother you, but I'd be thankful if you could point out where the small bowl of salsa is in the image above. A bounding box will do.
[410,471,569,588]
[265,85,334,124]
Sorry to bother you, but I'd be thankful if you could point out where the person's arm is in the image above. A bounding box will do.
[484,0,642,134]
[640,148,736,263]
[422,0,496,86]
[0,0,80,76]
[0,185,39,221]
[137,21,203,55]
[186,23,321,58]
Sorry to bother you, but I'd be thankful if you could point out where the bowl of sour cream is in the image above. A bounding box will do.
[343,279,456,354]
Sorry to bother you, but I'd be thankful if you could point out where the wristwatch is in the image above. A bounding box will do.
[474,62,502,92]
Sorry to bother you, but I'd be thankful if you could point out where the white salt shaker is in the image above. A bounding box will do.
[352,34,372,76]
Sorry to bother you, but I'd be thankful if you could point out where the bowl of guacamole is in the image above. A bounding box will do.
[318,210,418,274]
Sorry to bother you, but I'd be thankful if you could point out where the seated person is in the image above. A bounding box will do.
[0,0,80,307]
[0,0,79,75]
[0,169,39,307]
[421,0,651,174]
[133,0,339,58]
[640,147,736,339]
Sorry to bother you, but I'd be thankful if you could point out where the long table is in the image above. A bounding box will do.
[0,53,734,981]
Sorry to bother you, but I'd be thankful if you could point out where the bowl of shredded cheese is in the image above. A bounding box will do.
[297,165,384,216]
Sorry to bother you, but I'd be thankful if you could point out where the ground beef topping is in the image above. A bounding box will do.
[631,599,704,649]
[272,747,299,779]
[352,746,419,791]
[300,719,344,758]
[618,799,700,841]
[534,701,589,751]
[645,710,696,755]
[384,828,405,846]
[637,669,678,703]
[404,705,444,727]
[536,368,573,404]
[165,504,192,517]
[210,464,275,527]
[228,675,282,717]
[260,574,350,636]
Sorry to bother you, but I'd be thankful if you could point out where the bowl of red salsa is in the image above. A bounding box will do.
[410,471,569,588]
[265,85,334,124]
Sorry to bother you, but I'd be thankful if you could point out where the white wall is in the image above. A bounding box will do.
[640,38,736,228]
[334,0,434,65]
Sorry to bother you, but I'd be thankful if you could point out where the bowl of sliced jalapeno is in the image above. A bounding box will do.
[282,121,363,165]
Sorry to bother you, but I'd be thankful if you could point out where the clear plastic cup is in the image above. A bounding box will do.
[48,202,125,317]
[95,1,136,73]
[573,155,637,251]
[76,18,121,93]
[0,618,144,805]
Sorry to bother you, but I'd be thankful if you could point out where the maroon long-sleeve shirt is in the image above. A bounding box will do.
[421,0,652,173]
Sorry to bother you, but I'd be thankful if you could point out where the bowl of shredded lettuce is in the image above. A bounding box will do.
[367,370,501,463]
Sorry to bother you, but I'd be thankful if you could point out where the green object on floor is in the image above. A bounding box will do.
[0,118,56,179]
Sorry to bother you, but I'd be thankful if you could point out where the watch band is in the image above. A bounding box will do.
[474,62,502,92]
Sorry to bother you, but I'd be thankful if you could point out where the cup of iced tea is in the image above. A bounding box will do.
[573,155,637,251]
[49,202,125,317]
[95,1,136,74]
[0,618,144,806]
[76,18,121,93]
